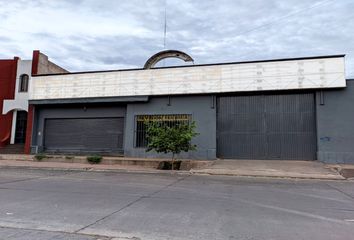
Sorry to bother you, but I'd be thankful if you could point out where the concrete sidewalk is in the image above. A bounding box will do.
[0,154,212,172]
[191,159,346,180]
[0,156,348,180]
[0,159,177,174]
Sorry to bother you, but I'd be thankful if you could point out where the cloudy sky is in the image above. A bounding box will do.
[0,0,353,77]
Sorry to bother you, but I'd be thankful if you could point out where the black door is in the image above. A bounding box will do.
[43,117,124,154]
[217,93,317,160]
[15,111,27,144]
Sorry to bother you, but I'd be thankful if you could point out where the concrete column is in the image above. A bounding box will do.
[10,110,17,144]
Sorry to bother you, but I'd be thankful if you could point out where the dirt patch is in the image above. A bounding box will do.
[339,169,354,179]
[156,160,214,171]
[157,161,182,170]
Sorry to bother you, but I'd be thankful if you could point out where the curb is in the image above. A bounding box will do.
[0,165,192,175]
[190,169,346,180]
[0,165,347,180]
[192,173,347,180]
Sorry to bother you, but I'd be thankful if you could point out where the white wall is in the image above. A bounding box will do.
[30,56,346,100]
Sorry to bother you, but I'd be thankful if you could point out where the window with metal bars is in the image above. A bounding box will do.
[134,114,192,148]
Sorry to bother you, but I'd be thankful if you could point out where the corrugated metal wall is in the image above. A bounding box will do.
[217,93,316,160]
[44,117,124,154]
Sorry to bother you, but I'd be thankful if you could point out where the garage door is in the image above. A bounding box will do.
[44,118,124,154]
[217,93,316,160]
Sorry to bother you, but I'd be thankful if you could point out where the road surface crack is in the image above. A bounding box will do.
[325,183,354,200]
[74,174,190,234]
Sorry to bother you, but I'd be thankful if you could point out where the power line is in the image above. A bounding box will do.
[231,0,334,39]
[163,0,167,50]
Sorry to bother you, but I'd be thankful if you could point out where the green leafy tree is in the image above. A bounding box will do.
[145,120,198,170]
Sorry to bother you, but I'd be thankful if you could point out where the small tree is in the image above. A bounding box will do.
[145,120,198,170]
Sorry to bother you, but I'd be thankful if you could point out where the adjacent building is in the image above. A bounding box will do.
[0,50,67,154]
[25,51,354,164]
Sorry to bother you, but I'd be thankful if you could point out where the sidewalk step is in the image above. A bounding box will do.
[0,144,24,154]
[0,154,31,161]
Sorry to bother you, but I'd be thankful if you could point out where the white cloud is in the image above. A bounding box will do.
[0,0,353,77]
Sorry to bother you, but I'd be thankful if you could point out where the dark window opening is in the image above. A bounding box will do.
[19,74,29,92]
[135,114,192,148]
[15,111,27,144]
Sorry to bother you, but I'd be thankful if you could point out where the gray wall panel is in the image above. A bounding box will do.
[124,96,217,160]
[316,80,354,164]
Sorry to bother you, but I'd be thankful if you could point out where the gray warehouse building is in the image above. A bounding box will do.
[28,51,354,164]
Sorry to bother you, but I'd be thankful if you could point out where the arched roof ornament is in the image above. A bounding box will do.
[143,50,194,69]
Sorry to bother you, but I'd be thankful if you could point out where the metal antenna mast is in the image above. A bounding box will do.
[163,0,167,49]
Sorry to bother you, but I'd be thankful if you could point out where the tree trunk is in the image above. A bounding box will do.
[171,153,175,170]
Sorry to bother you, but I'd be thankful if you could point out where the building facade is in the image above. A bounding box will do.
[26,52,354,164]
[0,50,67,154]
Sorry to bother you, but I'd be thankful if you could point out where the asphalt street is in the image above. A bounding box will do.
[0,168,353,240]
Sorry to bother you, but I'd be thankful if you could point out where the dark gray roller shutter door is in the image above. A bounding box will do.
[44,118,124,153]
[217,93,316,160]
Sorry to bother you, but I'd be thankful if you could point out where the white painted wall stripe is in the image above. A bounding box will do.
[29,57,346,100]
